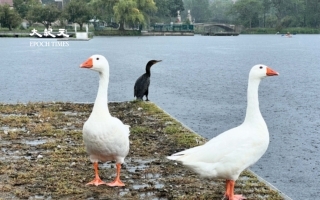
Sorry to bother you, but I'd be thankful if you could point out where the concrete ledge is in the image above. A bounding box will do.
[0,101,291,199]
[141,31,194,36]
[57,38,91,41]
[152,102,292,200]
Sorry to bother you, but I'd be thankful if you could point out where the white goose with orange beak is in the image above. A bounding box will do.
[80,55,130,187]
[167,65,279,200]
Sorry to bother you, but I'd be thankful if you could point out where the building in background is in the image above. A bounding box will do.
[0,0,13,8]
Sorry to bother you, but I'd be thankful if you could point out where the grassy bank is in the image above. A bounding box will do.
[1,26,319,37]
[0,30,140,37]
[94,30,141,36]
[242,27,320,34]
[0,101,286,199]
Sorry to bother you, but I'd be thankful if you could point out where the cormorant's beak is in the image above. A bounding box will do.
[80,58,93,68]
[155,60,162,64]
[266,67,279,76]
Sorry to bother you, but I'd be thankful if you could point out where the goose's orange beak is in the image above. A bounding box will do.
[266,67,279,76]
[80,58,93,68]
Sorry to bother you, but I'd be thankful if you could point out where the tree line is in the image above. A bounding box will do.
[182,0,320,30]
[0,0,319,32]
[0,0,184,31]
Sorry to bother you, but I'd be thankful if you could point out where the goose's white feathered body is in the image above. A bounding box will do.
[83,112,130,164]
[80,55,130,187]
[168,121,269,180]
[167,64,279,200]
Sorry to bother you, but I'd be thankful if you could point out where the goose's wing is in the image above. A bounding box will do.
[168,125,264,165]
[168,125,269,179]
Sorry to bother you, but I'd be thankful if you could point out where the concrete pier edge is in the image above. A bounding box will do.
[5,100,292,199]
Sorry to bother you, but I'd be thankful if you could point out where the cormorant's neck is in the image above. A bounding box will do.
[92,71,111,117]
[146,64,152,76]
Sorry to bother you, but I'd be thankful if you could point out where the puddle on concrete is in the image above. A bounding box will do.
[145,173,161,179]
[139,192,161,199]
[0,138,47,147]
[0,155,22,161]
[118,188,130,196]
[99,158,165,196]
[0,140,12,146]
[132,180,164,190]
[0,148,23,161]
[61,111,87,116]
[0,113,27,117]
[132,183,149,190]
[0,126,9,130]
[126,158,155,173]
[155,183,164,189]
[24,139,47,146]
[0,126,26,132]
[28,195,52,200]
[100,158,155,171]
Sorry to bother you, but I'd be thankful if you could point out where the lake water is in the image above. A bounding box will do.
[1,35,320,199]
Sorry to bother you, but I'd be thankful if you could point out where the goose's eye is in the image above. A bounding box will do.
[96,57,99,60]
[259,66,263,69]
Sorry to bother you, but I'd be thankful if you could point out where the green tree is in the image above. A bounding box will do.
[27,4,60,29]
[136,0,157,28]
[167,0,184,21]
[13,0,41,26]
[304,0,320,27]
[113,0,144,30]
[152,0,185,23]
[261,0,272,27]
[270,0,295,29]
[63,0,93,30]
[210,0,234,23]
[153,0,169,17]
[136,0,157,13]
[0,4,22,31]
[183,0,210,23]
[229,0,262,28]
[89,0,118,22]
[13,0,40,18]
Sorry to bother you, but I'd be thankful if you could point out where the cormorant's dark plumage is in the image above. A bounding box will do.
[134,60,162,101]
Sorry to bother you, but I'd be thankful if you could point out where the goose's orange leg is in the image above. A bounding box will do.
[86,162,106,186]
[106,163,125,187]
[225,180,246,200]
[225,180,231,197]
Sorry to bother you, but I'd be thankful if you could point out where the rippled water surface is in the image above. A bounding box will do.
[1,35,320,199]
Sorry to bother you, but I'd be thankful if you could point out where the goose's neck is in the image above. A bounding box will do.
[92,72,111,116]
[244,78,263,122]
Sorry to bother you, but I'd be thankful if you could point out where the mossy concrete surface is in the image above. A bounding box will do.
[0,101,286,199]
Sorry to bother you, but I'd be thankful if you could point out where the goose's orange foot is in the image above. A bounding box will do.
[106,179,125,187]
[227,194,246,200]
[85,177,106,186]
[106,163,125,187]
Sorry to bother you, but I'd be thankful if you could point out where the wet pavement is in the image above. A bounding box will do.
[1,35,320,199]
[0,102,285,200]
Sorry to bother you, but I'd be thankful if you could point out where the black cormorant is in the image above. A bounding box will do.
[134,60,162,101]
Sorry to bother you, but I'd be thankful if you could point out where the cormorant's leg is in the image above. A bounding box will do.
[145,89,149,101]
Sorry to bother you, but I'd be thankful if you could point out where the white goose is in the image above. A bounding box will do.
[80,55,130,187]
[167,65,279,200]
